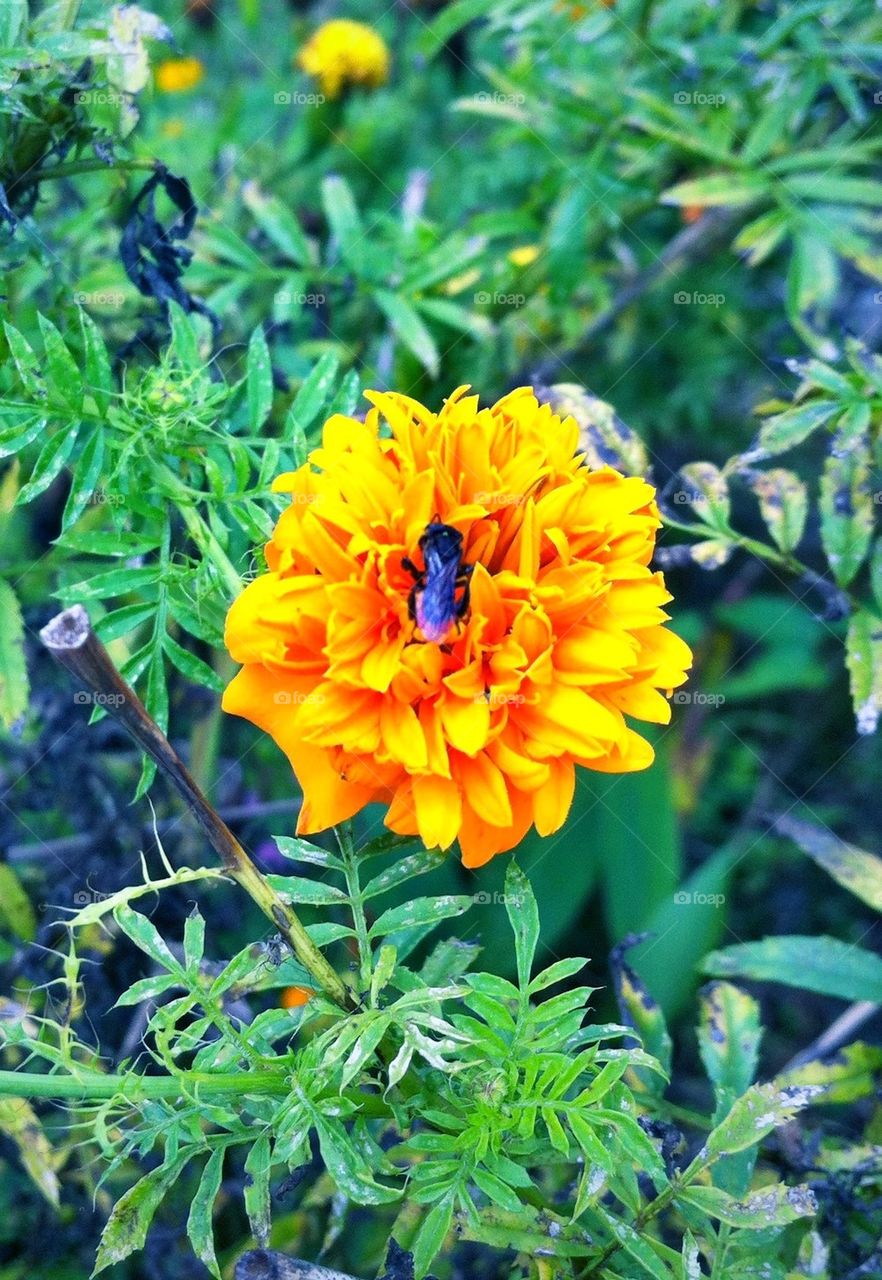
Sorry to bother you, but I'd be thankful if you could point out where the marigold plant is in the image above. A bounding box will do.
[223,386,691,866]
[296,19,390,100]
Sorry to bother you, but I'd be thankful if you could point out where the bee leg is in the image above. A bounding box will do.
[455,564,474,619]
[402,556,422,581]
[407,583,419,622]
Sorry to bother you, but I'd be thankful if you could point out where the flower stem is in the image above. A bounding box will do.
[336,821,372,994]
[39,606,353,1010]
[9,157,157,194]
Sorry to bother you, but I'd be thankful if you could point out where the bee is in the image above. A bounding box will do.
[403,520,474,643]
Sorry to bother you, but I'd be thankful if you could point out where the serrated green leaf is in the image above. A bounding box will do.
[62,429,105,530]
[93,1156,189,1273]
[845,608,882,736]
[704,935,882,1004]
[38,314,83,411]
[187,1148,225,1279]
[748,468,808,552]
[16,426,77,505]
[368,895,473,938]
[819,447,874,586]
[243,1134,272,1246]
[775,813,882,911]
[246,326,273,429]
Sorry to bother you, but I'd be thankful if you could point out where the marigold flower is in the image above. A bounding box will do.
[223,387,691,868]
[296,20,390,100]
[155,56,205,94]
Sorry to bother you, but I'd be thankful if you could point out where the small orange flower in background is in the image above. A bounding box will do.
[682,204,705,225]
[296,20,390,101]
[281,986,313,1008]
[155,56,205,94]
[223,387,691,868]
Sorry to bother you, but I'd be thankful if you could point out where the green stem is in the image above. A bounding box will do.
[0,1069,290,1101]
[337,821,372,995]
[9,158,157,194]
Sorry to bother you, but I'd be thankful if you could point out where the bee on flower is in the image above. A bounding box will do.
[155,56,205,94]
[295,20,390,100]
[223,387,692,867]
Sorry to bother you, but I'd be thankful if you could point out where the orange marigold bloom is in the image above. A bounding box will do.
[281,986,313,1008]
[223,387,691,868]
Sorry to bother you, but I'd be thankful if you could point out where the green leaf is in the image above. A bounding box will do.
[661,172,768,208]
[15,427,77,505]
[774,1041,882,1105]
[243,1134,272,1247]
[704,935,882,1004]
[163,635,224,692]
[774,813,882,911]
[187,1148,225,1279]
[288,352,341,434]
[0,1098,59,1207]
[246,326,273,429]
[368,895,473,938]
[698,982,761,1119]
[757,401,837,455]
[702,1082,822,1162]
[0,863,36,941]
[242,179,313,265]
[501,860,537,988]
[589,1205,674,1279]
[266,874,348,906]
[362,849,442,899]
[0,0,27,46]
[677,1182,816,1228]
[38,314,83,411]
[417,0,503,57]
[412,1194,454,1277]
[62,429,105,530]
[79,309,115,415]
[3,323,46,401]
[819,447,874,586]
[678,462,730,529]
[0,579,28,729]
[611,936,672,1087]
[321,175,365,273]
[93,1157,189,1273]
[845,608,882,736]
[114,905,182,973]
[697,982,762,1194]
[373,289,440,377]
[747,468,808,552]
[785,173,882,206]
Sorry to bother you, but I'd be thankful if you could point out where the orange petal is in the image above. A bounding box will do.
[412,774,462,850]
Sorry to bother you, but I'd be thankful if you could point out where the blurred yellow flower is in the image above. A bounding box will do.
[155,56,205,94]
[296,20,390,100]
[223,387,691,868]
[161,119,186,139]
[509,245,540,267]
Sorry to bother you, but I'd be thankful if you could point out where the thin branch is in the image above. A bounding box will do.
[235,1250,360,1280]
[528,209,738,385]
[39,605,352,1010]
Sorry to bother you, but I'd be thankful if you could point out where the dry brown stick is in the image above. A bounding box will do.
[39,604,351,1010]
